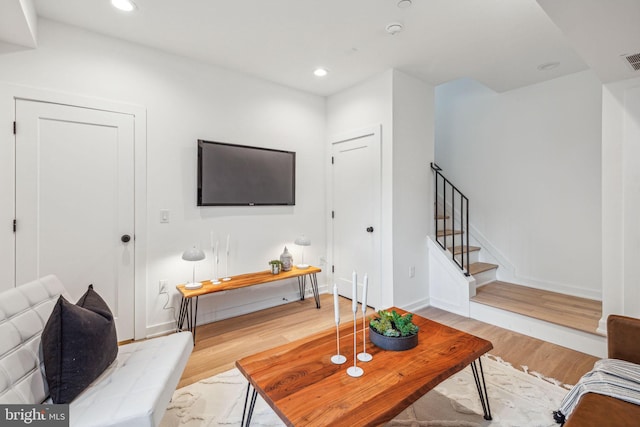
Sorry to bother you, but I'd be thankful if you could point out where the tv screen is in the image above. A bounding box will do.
[197,140,296,206]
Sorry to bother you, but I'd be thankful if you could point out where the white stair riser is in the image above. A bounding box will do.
[454,251,480,265]
[436,218,465,230]
[473,268,497,287]
[436,234,465,249]
[470,302,606,357]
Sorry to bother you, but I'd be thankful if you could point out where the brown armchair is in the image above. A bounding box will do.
[564,315,640,427]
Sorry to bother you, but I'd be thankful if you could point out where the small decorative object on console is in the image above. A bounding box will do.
[369,309,419,351]
[280,246,293,271]
[269,260,282,274]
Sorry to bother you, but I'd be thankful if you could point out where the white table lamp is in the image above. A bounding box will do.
[294,235,311,269]
[182,247,206,290]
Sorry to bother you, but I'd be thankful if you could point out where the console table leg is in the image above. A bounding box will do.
[471,358,492,420]
[297,276,306,301]
[241,382,258,427]
[177,297,188,332]
[310,273,320,309]
[191,296,199,344]
[177,297,198,345]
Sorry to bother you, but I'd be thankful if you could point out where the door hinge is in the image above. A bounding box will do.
[332,265,335,273]
[331,156,334,165]
[13,219,16,233]
[331,210,335,219]
[13,121,16,135]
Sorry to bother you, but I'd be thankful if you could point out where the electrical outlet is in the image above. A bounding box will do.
[409,266,415,278]
[160,209,170,223]
[159,280,168,294]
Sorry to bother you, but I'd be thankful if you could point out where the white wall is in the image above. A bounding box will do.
[391,71,434,309]
[326,70,434,310]
[0,20,326,336]
[435,70,603,299]
[601,76,640,331]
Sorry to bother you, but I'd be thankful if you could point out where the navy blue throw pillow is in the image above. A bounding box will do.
[42,285,118,404]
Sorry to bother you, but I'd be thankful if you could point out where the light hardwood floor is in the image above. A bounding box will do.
[178,294,598,389]
[471,281,602,334]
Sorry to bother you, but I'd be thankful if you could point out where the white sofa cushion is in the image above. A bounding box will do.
[70,331,192,427]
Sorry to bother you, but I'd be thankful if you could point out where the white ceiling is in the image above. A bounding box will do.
[2,0,638,96]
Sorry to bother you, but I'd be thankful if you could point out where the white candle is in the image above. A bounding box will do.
[215,241,219,263]
[226,234,230,254]
[352,271,358,312]
[333,284,340,325]
[210,231,214,249]
[361,274,368,313]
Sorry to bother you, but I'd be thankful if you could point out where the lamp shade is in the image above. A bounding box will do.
[294,235,310,269]
[182,247,206,262]
[294,235,311,246]
[183,247,206,290]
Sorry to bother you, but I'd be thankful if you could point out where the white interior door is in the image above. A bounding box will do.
[331,127,381,308]
[15,99,135,340]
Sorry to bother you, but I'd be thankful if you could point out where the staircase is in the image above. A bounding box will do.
[431,163,498,287]
[428,164,606,357]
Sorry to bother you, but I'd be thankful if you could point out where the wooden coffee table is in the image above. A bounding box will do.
[235,307,493,426]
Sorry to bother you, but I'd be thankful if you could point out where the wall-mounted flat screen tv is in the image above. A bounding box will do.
[197,140,296,206]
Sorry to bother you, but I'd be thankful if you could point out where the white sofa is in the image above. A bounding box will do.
[0,275,193,427]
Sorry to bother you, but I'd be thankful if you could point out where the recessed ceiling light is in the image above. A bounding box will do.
[397,0,412,8]
[537,62,560,71]
[111,0,137,12]
[313,68,328,77]
[385,23,404,35]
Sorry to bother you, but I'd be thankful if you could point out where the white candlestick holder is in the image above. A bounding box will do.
[357,314,372,362]
[346,310,364,377]
[222,252,231,281]
[212,243,221,285]
[331,322,347,364]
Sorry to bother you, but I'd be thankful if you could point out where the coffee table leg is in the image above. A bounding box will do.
[241,382,258,427]
[471,358,492,420]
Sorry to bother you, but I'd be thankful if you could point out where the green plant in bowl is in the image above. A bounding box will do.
[370,310,419,337]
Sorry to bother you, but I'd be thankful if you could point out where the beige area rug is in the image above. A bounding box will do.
[160,354,571,427]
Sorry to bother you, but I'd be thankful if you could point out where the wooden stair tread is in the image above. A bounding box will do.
[435,214,450,220]
[471,281,602,336]
[450,245,481,255]
[436,229,463,237]
[468,262,498,275]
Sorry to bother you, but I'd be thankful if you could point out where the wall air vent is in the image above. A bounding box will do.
[624,53,640,71]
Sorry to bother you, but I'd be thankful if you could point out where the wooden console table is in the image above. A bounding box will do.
[176,266,321,343]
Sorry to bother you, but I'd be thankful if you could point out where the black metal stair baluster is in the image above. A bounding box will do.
[465,196,470,275]
[430,163,470,276]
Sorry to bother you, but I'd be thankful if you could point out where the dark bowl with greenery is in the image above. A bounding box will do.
[369,310,419,351]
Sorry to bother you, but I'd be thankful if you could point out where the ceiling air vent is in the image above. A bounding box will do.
[624,53,640,71]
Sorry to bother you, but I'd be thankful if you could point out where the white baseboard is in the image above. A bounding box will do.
[470,301,607,358]
[429,297,470,317]
[401,297,430,313]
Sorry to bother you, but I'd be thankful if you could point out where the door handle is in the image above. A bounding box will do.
[366,226,374,233]
[121,234,131,243]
